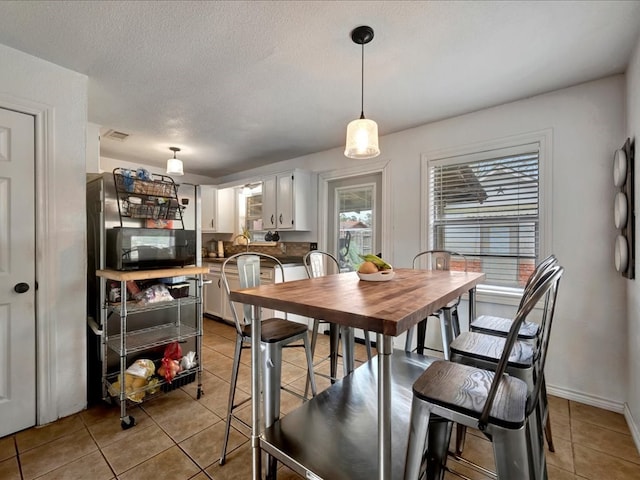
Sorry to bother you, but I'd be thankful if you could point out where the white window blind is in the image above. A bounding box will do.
[428,143,540,288]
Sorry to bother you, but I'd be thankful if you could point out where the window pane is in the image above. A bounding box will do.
[336,185,374,271]
[429,148,539,288]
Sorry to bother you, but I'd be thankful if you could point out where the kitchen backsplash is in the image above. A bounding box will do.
[215,241,313,259]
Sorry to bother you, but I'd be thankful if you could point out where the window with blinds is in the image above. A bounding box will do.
[428,143,540,288]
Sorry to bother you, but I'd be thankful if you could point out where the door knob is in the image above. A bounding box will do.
[14,282,30,294]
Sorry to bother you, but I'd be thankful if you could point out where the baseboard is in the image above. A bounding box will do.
[624,404,640,454]
[546,384,625,413]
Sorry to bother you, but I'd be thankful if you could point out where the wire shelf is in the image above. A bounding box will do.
[106,323,199,355]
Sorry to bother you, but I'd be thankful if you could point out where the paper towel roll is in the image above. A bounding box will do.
[217,240,224,257]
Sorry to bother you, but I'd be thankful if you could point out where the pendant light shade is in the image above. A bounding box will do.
[166,147,184,176]
[345,25,380,160]
[345,116,379,159]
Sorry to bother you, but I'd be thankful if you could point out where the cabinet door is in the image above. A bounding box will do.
[216,188,235,233]
[201,185,217,232]
[203,272,223,318]
[277,173,294,229]
[262,176,277,229]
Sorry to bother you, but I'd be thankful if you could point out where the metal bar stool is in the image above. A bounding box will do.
[219,253,317,466]
[448,264,564,479]
[404,265,563,480]
[303,250,373,397]
[461,254,558,455]
[404,250,467,359]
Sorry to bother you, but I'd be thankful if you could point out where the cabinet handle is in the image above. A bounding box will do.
[218,279,221,288]
[271,214,275,226]
[211,219,214,228]
[279,213,283,225]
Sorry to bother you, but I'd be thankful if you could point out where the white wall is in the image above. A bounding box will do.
[0,44,88,422]
[625,33,640,444]
[221,76,629,410]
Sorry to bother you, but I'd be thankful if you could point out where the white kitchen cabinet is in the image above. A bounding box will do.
[201,185,235,233]
[204,262,308,324]
[203,272,223,318]
[261,169,312,231]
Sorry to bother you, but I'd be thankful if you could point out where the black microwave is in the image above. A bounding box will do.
[106,228,196,271]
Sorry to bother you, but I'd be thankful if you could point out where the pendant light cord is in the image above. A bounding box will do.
[360,41,365,119]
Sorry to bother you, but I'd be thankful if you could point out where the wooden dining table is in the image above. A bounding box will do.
[229,267,486,480]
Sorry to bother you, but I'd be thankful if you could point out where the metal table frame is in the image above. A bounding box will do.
[230,269,484,480]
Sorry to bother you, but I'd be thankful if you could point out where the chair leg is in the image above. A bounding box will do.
[425,416,452,480]
[455,423,466,456]
[492,426,534,480]
[364,329,373,360]
[417,318,427,355]
[304,319,320,398]
[450,307,461,338]
[329,323,340,382]
[544,415,555,453]
[303,334,317,397]
[438,312,451,360]
[404,398,431,480]
[341,326,355,376]
[405,325,415,352]
[541,377,555,452]
[527,398,547,480]
[220,335,243,466]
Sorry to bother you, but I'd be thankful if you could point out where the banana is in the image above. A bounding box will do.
[358,254,392,270]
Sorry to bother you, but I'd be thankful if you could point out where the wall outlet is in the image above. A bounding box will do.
[309,242,318,250]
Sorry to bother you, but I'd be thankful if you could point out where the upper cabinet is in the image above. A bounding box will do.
[261,169,312,231]
[201,186,235,233]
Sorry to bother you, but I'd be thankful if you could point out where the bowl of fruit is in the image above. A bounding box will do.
[357,254,395,282]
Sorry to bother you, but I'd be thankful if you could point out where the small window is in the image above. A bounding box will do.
[428,142,542,288]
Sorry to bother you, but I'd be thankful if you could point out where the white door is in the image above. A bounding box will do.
[0,108,36,436]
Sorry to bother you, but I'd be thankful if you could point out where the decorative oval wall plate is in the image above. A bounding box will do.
[615,234,628,272]
[613,148,627,187]
[614,191,628,229]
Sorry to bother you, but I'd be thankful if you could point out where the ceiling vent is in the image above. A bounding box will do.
[103,129,130,141]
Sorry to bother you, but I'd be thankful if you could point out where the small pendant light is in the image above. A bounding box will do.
[345,25,380,159]
[166,146,184,176]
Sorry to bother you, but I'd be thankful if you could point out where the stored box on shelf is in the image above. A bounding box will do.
[166,283,190,298]
[161,369,196,392]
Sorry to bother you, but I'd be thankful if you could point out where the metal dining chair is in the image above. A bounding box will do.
[459,254,558,455]
[470,255,558,341]
[303,251,372,397]
[448,263,564,479]
[219,252,317,466]
[404,264,563,480]
[404,250,467,359]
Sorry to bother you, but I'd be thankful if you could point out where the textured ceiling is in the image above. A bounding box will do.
[0,1,639,178]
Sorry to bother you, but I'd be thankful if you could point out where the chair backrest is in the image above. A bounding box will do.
[221,252,285,337]
[478,264,564,431]
[413,250,467,272]
[518,254,558,309]
[303,250,340,278]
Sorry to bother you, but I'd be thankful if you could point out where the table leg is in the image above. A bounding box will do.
[377,334,393,480]
[251,306,262,480]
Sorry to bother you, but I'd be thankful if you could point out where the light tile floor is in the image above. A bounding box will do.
[1,318,639,480]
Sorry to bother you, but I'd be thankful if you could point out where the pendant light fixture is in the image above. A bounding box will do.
[345,25,380,159]
[166,146,184,176]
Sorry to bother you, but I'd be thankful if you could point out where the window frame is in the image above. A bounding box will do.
[420,130,553,304]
